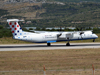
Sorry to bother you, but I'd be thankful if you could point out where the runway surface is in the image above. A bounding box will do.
[0,43,100,51]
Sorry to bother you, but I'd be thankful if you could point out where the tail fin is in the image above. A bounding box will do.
[7,19,24,37]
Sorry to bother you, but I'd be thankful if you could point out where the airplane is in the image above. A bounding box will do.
[7,19,98,46]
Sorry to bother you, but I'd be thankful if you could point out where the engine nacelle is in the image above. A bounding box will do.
[66,34,73,39]
[58,33,73,39]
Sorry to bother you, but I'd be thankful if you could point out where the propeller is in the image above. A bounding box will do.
[76,27,79,31]
[80,32,84,39]
[76,27,84,39]
[60,27,62,31]
[58,27,64,31]
[57,33,62,38]
[56,27,62,38]
[80,32,84,35]
[76,27,83,31]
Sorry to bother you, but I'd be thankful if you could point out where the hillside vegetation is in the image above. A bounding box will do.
[27,2,100,28]
[47,0,100,2]
[0,2,100,28]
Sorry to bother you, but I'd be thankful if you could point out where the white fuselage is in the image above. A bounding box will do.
[13,31,98,43]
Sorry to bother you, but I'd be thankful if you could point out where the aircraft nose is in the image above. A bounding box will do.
[94,34,98,38]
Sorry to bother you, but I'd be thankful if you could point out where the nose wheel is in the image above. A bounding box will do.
[93,39,95,42]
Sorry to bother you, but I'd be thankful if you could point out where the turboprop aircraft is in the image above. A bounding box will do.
[7,19,98,46]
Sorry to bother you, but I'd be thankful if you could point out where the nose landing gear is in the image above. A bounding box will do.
[93,39,95,42]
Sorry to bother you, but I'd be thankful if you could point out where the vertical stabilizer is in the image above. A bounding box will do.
[7,19,23,37]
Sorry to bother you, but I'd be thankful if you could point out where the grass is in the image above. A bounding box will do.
[0,37,32,44]
[0,48,100,75]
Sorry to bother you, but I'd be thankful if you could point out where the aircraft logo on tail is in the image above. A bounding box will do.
[7,19,23,36]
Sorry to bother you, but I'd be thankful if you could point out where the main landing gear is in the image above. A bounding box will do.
[66,37,70,46]
[47,43,51,46]
[66,42,70,46]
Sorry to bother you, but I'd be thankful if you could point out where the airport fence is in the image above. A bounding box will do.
[0,69,100,75]
[0,64,99,75]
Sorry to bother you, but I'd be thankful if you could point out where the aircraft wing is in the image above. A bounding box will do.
[33,30,62,33]
[57,30,93,39]
[34,31,49,33]
[73,30,93,34]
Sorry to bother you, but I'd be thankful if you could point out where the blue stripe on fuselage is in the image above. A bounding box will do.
[47,40,56,43]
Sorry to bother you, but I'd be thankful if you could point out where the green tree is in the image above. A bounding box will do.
[0,25,3,29]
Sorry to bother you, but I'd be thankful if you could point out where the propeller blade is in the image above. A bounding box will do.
[76,27,79,31]
[80,32,84,35]
[80,27,82,31]
[76,27,83,31]
[60,27,62,31]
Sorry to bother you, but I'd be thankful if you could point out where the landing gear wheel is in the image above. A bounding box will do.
[66,42,70,46]
[93,39,95,42]
[47,43,51,46]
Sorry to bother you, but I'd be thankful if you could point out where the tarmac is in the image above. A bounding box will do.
[0,43,100,51]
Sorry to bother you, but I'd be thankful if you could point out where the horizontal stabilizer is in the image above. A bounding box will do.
[7,19,24,22]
